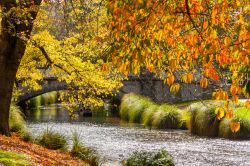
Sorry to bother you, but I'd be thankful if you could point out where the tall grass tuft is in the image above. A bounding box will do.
[9,104,34,142]
[71,132,100,166]
[219,107,250,139]
[120,93,151,122]
[120,93,183,129]
[9,105,26,133]
[186,102,220,137]
[141,104,158,127]
[152,104,183,129]
[37,128,68,150]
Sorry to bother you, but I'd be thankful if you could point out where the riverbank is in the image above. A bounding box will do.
[0,133,87,166]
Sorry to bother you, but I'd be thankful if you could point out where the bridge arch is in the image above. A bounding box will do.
[17,77,68,105]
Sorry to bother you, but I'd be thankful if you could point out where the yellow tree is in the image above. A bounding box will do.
[0,0,122,135]
[16,0,122,113]
[107,0,250,132]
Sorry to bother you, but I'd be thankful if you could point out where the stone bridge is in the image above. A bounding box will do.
[17,77,68,104]
[17,72,221,105]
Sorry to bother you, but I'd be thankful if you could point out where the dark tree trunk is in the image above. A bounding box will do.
[0,0,42,136]
[0,52,20,136]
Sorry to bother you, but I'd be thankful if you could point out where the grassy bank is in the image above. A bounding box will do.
[0,150,34,166]
[5,104,99,165]
[219,107,250,139]
[185,102,220,137]
[0,134,87,166]
[120,95,250,139]
[120,93,183,129]
[186,101,250,139]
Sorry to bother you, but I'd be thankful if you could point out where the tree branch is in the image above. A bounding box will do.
[31,40,72,75]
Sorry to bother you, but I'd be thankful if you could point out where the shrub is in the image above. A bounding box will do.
[71,132,100,166]
[0,150,34,166]
[125,149,175,166]
[37,128,67,150]
[219,107,250,139]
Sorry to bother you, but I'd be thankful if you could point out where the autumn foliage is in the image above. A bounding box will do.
[107,0,250,132]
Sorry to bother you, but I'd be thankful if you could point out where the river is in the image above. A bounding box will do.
[25,103,250,166]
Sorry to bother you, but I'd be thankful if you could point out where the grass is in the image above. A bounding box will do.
[9,104,34,141]
[151,105,183,129]
[120,93,183,129]
[185,101,250,139]
[124,149,175,166]
[219,107,250,139]
[0,150,34,166]
[9,105,26,133]
[37,128,68,150]
[141,105,158,127]
[186,102,220,137]
[120,93,151,122]
[71,132,100,166]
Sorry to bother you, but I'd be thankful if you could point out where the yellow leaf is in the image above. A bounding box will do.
[200,78,208,88]
[224,37,231,46]
[215,107,225,120]
[170,83,180,93]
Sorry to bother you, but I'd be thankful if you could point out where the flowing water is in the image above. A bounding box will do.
[25,103,250,166]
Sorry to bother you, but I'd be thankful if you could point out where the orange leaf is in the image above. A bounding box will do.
[187,73,193,83]
[232,95,239,104]
[230,121,240,133]
[203,21,208,29]
[166,74,175,86]
[226,110,234,119]
[101,63,109,72]
[246,100,250,109]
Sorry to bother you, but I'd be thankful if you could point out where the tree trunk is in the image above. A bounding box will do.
[0,0,42,136]
[0,54,19,136]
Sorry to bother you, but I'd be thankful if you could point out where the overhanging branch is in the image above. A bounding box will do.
[31,40,72,75]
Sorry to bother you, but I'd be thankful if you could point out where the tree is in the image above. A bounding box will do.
[0,0,122,136]
[0,0,42,136]
[107,0,250,131]
[16,0,122,112]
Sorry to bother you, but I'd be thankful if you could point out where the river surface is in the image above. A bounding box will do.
[25,104,250,166]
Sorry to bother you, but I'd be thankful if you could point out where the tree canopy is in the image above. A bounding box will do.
[107,0,250,132]
[15,0,122,112]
